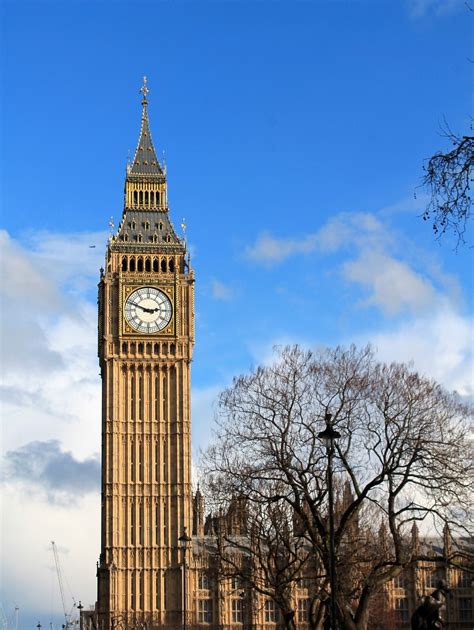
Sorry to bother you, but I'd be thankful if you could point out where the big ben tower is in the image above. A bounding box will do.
[97,78,194,630]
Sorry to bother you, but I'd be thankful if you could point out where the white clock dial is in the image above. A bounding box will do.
[124,287,172,333]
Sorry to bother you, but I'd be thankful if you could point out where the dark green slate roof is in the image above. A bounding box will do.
[129,101,164,177]
[111,209,184,252]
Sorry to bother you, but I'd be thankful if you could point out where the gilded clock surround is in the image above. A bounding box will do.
[122,285,175,336]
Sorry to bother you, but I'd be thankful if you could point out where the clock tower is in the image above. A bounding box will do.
[96,78,194,630]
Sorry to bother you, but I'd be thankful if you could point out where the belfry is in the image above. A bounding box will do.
[96,77,194,629]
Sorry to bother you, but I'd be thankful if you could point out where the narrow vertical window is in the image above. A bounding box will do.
[131,502,135,545]
[145,191,149,206]
[138,374,143,420]
[169,258,175,272]
[153,258,159,272]
[155,502,159,544]
[130,441,135,482]
[162,376,167,421]
[161,258,166,272]
[162,439,167,479]
[131,573,136,610]
[145,258,151,272]
[138,441,143,482]
[122,257,128,272]
[133,190,138,205]
[130,374,135,421]
[139,501,143,545]
[155,572,160,609]
[139,191,143,205]
[130,257,136,272]
[150,191,155,206]
[155,375,159,420]
[155,441,159,481]
[137,257,143,272]
[139,571,144,610]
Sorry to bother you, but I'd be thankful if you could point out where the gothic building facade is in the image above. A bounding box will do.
[86,81,473,630]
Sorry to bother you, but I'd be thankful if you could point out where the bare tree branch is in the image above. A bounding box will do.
[421,122,474,247]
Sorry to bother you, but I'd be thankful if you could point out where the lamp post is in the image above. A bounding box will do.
[179,529,192,630]
[318,412,341,630]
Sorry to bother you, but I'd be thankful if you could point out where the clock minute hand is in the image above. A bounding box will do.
[130,302,155,314]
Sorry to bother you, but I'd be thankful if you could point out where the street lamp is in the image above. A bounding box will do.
[179,529,192,630]
[318,412,341,630]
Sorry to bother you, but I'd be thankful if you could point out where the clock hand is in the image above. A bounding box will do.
[130,302,156,314]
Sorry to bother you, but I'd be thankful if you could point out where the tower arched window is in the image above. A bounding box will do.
[161,259,166,273]
[169,258,175,273]
[137,257,143,272]
[129,257,136,272]
[150,191,155,206]
[137,234,143,243]
[130,441,135,482]
[159,221,163,231]
[166,234,171,243]
[153,258,159,272]
[145,258,151,272]
[133,190,138,205]
[122,257,128,272]
[139,191,143,205]
[145,191,149,206]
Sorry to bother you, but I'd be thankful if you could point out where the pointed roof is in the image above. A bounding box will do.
[129,77,164,177]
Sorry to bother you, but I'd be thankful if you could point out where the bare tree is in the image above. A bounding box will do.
[204,345,473,630]
[422,124,474,246]
[204,488,320,630]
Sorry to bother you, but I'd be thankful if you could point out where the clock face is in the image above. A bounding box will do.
[124,287,172,334]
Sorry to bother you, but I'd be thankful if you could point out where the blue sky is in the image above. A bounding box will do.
[1,0,473,627]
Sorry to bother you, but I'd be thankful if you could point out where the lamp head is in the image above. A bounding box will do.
[317,413,341,447]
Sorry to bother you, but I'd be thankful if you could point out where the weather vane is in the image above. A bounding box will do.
[140,76,149,102]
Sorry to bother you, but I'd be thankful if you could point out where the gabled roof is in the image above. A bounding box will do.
[129,78,164,178]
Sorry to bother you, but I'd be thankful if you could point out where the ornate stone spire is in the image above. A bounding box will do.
[129,76,164,177]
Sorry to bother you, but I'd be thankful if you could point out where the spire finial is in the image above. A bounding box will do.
[140,75,149,104]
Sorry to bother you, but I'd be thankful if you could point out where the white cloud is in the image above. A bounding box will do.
[343,251,438,315]
[354,306,473,397]
[407,0,463,18]
[245,231,319,265]
[0,230,103,622]
[317,212,390,254]
[2,440,100,504]
[211,279,234,301]
[1,489,99,620]
[244,209,472,398]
